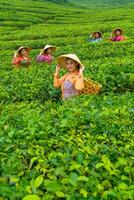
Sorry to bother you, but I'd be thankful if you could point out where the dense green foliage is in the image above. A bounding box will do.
[0,0,134,199]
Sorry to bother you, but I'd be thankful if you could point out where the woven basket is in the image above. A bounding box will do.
[80,78,102,94]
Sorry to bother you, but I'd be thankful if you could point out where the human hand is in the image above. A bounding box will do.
[55,64,61,74]
[40,49,44,55]
[110,33,113,39]
[79,65,85,75]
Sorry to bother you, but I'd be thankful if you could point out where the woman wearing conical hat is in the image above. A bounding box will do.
[54,54,84,100]
[88,31,103,43]
[36,45,57,64]
[110,28,125,42]
[12,46,32,67]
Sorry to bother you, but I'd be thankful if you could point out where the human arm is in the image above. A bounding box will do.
[54,65,66,88]
[75,65,85,90]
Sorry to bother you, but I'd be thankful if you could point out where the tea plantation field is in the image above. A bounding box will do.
[0,0,134,199]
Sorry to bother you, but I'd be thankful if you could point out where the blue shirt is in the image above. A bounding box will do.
[88,38,102,43]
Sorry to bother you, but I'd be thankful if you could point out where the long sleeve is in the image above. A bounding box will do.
[54,73,67,88]
[36,55,42,62]
[74,74,84,91]
[36,55,53,63]
[12,56,21,65]
[111,36,125,41]
[36,55,47,62]
[118,36,125,41]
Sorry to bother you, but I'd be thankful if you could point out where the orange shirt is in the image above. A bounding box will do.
[12,56,31,66]
[54,71,84,99]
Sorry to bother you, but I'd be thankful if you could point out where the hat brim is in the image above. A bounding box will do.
[91,31,102,38]
[44,46,57,52]
[17,46,32,53]
[112,28,123,35]
[57,55,82,69]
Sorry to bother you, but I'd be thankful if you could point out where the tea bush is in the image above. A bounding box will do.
[0,0,134,199]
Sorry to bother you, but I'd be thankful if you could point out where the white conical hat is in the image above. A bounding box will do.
[17,46,32,53]
[15,46,32,57]
[57,54,82,69]
[43,45,56,52]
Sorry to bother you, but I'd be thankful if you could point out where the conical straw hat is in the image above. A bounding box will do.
[57,54,82,69]
[91,31,102,38]
[17,46,32,53]
[112,28,123,35]
[43,45,57,52]
[15,46,32,57]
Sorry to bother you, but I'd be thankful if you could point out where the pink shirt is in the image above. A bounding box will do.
[112,35,124,41]
[36,54,53,63]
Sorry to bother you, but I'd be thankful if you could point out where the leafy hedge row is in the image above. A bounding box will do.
[0,58,133,104]
[0,93,134,199]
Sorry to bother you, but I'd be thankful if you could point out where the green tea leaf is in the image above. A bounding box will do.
[44,180,62,192]
[56,191,65,197]
[23,194,41,200]
[34,176,43,189]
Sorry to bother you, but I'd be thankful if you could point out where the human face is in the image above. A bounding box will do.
[95,32,100,39]
[46,48,52,54]
[21,48,27,57]
[66,59,78,72]
[115,30,121,36]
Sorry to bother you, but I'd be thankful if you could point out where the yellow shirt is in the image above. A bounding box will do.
[54,71,84,99]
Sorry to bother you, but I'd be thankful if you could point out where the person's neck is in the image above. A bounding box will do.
[68,69,79,74]
[45,53,51,56]
[22,55,28,58]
